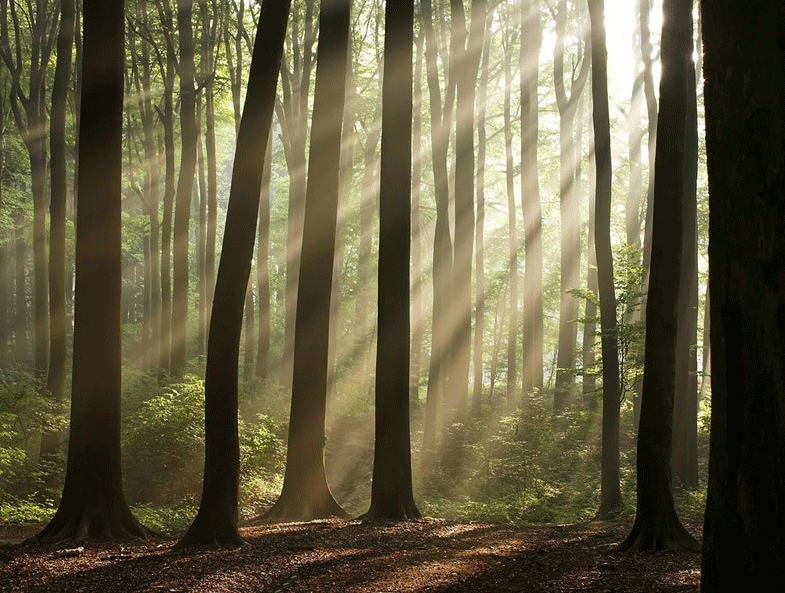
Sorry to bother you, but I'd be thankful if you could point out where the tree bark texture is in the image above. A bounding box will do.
[179,0,292,546]
[264,0,350,522]
[588,0,622,518]
[618,0,698,549]
[701,0,785,586]
[31,0,149,543]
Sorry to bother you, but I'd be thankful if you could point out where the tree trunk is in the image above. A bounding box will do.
[41,0,76,469]
[411,32,424,403]
[264,0,350,522]
[171,0,198,376]
[503,18,517,408]
[472,10,491,415]
[671,58,699,489]
[617,0,698,549]
[255,131,272,379]
[30,0,149,543]
[421,0,454,467]
[179,0,292,546]
[700,1,785,585]
[589,0,622,518]
[279,0,316,390]
[552,0,590,421]
[520,0,543,396]
[363,0,420,520]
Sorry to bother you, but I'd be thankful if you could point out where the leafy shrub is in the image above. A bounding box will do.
[123,376,206,504]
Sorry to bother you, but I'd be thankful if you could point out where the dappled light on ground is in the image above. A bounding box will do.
[1,519,701,592]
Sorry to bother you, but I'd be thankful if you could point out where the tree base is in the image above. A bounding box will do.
[616,514,700,552]
[358,502,422,521]
[261,493,350,523]
[177,511,247,547]
[26,504,151,545]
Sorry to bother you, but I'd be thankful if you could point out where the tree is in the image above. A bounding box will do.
[0,0,56,379]
[170,0,198,376]
[617,0,699,550]
[420,0,453,464]
[40,0,76,468]
[520,0,544,396]
[178,0,292,546]
[552,0,590,420]
[671,53,699,488]
[30,0,149,543]
[363,0,419,521]
[588,0,622,518]
[700,0,785,586]
[264,0,350,522]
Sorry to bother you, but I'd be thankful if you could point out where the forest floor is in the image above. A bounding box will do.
[0,518,702,592]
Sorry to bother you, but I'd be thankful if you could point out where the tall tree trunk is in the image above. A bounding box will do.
[171,0,198,376]
[264,0,350,522]
[582,140,598,407]
[279,0,316,390]
[364,0,420,520]
[411,32,424,403]
[472,9,491,415]
[30,0,149,543]
[618,0,698,549]
[671,57,699,489]
[420,0,454,466]
[503,18,518,407]
[179,0,292,546]
[589,0,622,518]
[552,0,590,421]
[159,56,176,376]
[449,0,484,424]
[255,131,272,378]
[243,275,255,380]
[640,0,658,277]
[42,0,76,468]
[701,1,785,585]
[14,211,26,362]
[520,0,543,396]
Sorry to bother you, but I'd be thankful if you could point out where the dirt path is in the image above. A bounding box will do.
[0,519,701,592]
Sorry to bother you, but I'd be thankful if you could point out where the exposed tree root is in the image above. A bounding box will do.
[177,513,247,548]
[616,517,700,552]
[359,502,422,522]
[261,494,351,523]
[26,506,152,545]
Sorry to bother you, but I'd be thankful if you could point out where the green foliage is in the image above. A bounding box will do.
[122,375,286,513]
[0,366,67,500]
[570,244,647,403]
[123,376,206,504]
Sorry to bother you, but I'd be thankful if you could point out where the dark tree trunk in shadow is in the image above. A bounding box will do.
[618,0,698,550]
[264,0,350,523]
[701,1,785,586]
[29,0,149,544]
[671,59,699,489]
[362,0,420,521]
[589,0,622,519]
[178,0,292,546]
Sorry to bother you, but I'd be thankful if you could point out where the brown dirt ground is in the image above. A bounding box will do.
[0,519,702,592]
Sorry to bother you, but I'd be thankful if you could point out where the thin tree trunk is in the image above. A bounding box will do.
[255,131,272,378]
[520,0,543,396]
[618,0,698,549]
[171,0,198,376]
[41,0,75,466]
[589,0,622,518]
[472,9,491,415]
